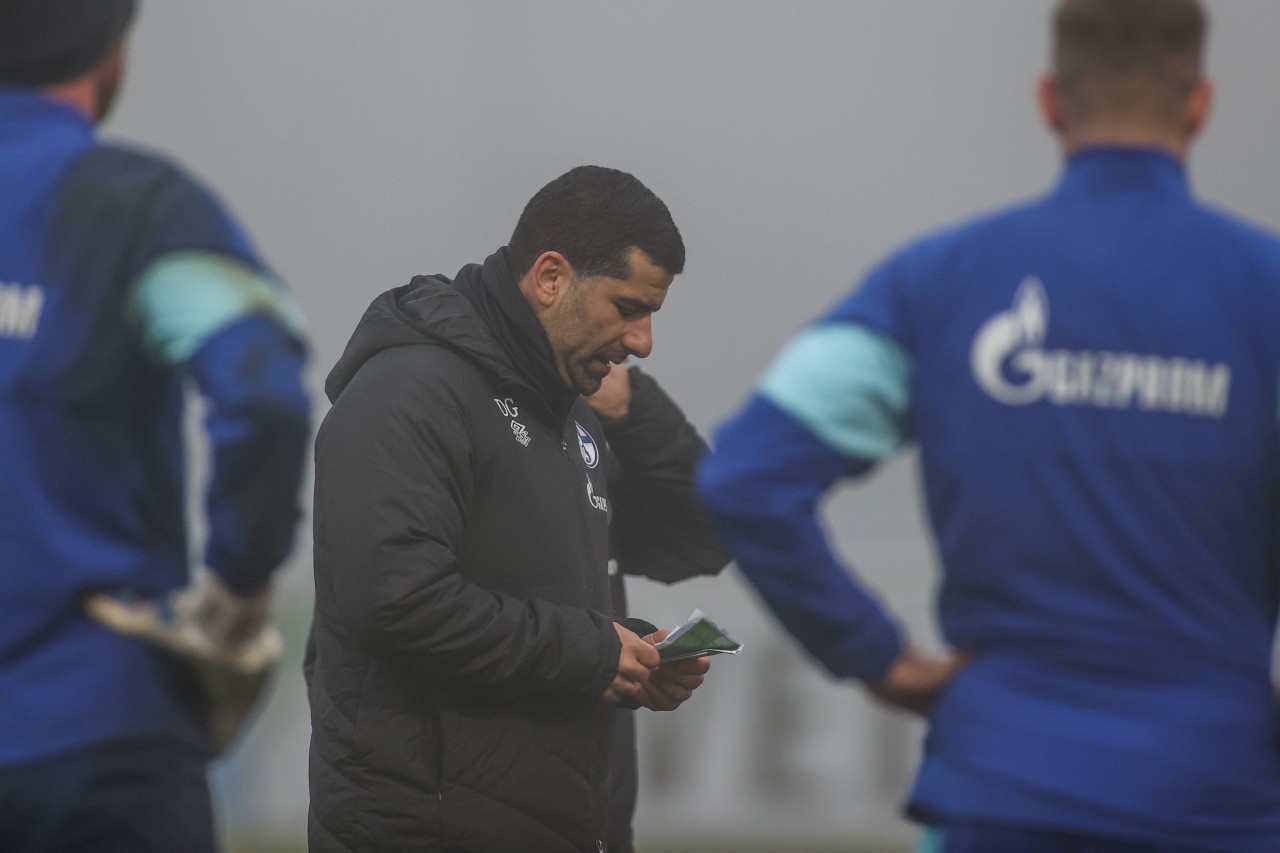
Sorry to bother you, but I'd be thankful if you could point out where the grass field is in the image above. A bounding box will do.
[228,837,912,853]
[637,842,910,853]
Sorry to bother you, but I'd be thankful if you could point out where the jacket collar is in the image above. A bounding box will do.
[1057,146,1189,200]
[326,250,578,426]
[452,249,577,423]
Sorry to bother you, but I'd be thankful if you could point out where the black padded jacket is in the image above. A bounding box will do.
[308,251,630,852]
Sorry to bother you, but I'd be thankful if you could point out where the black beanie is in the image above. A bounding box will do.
[0,0,137,86]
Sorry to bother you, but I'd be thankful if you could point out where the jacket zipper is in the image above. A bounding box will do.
[560,424,606,610]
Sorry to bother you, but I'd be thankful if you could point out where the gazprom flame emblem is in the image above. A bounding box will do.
[970,277,1049,405]
[575,422,600,468]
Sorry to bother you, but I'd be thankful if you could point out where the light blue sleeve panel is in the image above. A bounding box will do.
[758,322,912,461]
[129,251,308,366]
[916,828,945,853]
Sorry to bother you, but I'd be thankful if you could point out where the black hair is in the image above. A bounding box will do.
[0,0,136,86]
[507,165,685,281]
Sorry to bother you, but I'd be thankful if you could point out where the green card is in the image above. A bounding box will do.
[654,609,744,662]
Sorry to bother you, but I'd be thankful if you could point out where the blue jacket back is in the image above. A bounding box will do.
[0,85,289,764]
[831,148,1280,847]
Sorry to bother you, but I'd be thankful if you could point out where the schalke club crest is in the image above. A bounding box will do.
[575,422,600,468]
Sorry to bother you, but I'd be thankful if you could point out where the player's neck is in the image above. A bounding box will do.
[1060,121,1191,162]
[40,78,101,124]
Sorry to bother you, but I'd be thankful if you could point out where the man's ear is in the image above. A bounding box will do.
[1184,77,1213,142]
[523,251,575,310]
[1037,73,1068,138]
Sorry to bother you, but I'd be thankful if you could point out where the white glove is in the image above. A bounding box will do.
[85,573,283,754]
[177,573,274,655]
[84,572,280,674]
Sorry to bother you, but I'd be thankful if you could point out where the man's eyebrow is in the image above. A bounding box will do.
[617,297,662,314]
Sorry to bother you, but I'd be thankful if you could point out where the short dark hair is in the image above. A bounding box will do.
[1053,0,1206,128]
[0,0,136,86]
[507,166,685,282]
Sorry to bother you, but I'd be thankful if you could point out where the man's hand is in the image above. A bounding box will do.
[868,646,968,717]
[633,628,710,711]
[601,622,662,703]
[585,362,631,422]
[635,655,710,711]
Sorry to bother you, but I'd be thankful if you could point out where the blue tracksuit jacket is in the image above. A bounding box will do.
[0,85,309,764]
[700,148,1280,851]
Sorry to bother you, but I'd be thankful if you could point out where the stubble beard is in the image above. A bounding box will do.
[550,279,605,396]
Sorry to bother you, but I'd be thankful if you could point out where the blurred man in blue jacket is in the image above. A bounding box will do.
[0,2,310,850]
[701,1,1280,850]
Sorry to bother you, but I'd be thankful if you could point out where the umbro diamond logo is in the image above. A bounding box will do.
[510,420,531,447]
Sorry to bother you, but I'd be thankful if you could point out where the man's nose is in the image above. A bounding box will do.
[622,316,653,359]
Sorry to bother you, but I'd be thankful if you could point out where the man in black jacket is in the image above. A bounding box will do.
[308,166,711,852]
[585,364,730,853]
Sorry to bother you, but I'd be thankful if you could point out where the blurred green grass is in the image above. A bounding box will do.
[638,842,910,853]
[228,837,912,853]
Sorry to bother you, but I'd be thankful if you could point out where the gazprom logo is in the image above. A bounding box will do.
[970,278,1049,405]
[970,277,1230,418]
[575,421,600,468]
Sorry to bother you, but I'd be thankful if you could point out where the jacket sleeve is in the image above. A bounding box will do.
[698,395,903,682]
[185,316,311,595]
[313,348,619,705]
[601,367,730,583]
[113,154,312,596]
[697,321,915,683]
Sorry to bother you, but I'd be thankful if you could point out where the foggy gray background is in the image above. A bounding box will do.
[104,1,1280,849]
